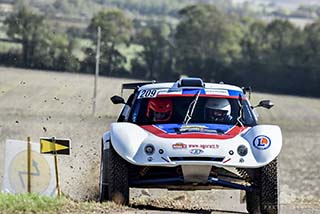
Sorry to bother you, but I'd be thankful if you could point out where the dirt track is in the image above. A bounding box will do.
[1,67,320,213]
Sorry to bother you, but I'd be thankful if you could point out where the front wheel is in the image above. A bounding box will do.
[99,140,129,204]
[260,159,279,214]
[246,159,279,214]
[99,139,109,202]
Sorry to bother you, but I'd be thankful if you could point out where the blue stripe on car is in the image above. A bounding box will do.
[182,89,206,95]
[228,90,243,97]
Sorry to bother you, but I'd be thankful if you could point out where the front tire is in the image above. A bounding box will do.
[246,159,279,214]
[99,139,109,202]
[107,142,129,205]
[260,159,279,214]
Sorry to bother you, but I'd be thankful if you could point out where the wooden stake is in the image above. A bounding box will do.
[27,136,31,193]
[52,137,61,197]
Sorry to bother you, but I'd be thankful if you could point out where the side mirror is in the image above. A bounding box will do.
[254,100,274,109]
[110,95,125,104]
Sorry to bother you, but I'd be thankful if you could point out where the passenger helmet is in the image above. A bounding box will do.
[205,98,231,122]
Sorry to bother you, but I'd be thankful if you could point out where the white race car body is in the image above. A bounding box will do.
[102,78,282,188]
[104,122,281,168]
[100,78,282,213]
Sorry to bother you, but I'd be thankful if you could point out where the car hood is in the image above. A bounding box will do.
[108,122,282,168]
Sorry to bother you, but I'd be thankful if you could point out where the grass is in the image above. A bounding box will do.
[0,193,64,214]
[0,193,129,214]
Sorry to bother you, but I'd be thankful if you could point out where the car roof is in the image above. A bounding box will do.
[138,82,243,92]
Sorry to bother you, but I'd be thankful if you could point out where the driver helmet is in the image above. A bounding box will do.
[146,98,173,122]
[205,98,231,122]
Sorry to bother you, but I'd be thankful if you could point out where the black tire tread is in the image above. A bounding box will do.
[246,168,261,214]
[99,139,109,202]
[260,159,278,214]
[246,158,279,214]
[107,143,129,205]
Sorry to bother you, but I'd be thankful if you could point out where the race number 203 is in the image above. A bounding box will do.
[138,89,158,99]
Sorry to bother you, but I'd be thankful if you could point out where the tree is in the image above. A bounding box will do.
[5,5,47,67]
[264,20,301,65]
[4,4,80,71]
[239,19,308,93]
[132,22,174,79]
[34,32,80,72]
[240,20,302,69]
[175,4,242,81]
[303,20,320,65]
[299,20,320,93]
[87,8,132,75]
[241,21,268,63]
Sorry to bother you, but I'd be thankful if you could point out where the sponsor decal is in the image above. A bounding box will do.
[205,89,229,96]
[179,125,207,132]
[190,149,204,155]
[188,144,220,149]
[172,143,187,149]
[157,89,181,96]
[253,135,271,150]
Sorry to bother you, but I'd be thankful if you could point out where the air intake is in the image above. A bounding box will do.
[170,157,224,162]
[178,78,204,87]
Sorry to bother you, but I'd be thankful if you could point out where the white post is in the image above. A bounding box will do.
[93,26,101,115]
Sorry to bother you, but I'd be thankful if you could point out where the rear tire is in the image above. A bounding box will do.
[246,159,279,214]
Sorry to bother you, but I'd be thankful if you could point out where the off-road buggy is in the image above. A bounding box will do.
[99,78,282,214]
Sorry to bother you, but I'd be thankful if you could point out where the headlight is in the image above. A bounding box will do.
[237,145,248,157]
[144,144,155,155]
